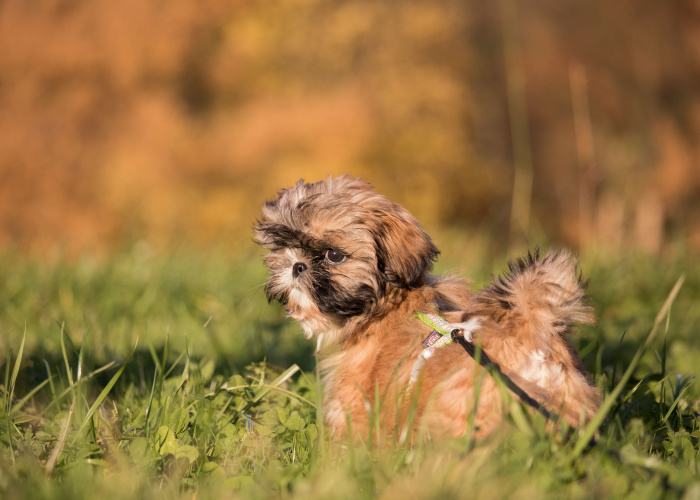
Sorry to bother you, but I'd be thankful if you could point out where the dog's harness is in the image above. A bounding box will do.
[408,312,561,427]
[408,312,479,388]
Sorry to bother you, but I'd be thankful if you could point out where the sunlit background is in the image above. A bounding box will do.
[1,0,699,257]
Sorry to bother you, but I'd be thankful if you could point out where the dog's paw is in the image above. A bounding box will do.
[450,317,482,343]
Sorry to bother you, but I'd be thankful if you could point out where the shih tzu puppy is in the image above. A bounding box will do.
[255,176,599,441]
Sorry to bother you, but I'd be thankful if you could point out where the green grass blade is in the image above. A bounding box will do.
[237,364,300,413]
[41,361,117,416]
[70,339,138,445]
[611,329,627,392]
[143,338,168,442]
[8,327,26,409]
[661,301,672,379]
[45,399,75,477]
[3,329,26,464]
[76,327,89,382]
[4,348,11,409]
[164,350,187,380]
[570,274,685,459]
[75,327,89,419]
[240,383,317,409]
[43,360,57,402]
[661,377,692,424]
[11,377,52,416]
[158,335,169,399]
[59,323,75,392]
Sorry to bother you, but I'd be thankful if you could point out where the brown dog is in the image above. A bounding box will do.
[255,176,599,440]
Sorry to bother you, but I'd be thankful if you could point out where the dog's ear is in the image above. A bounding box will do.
[253,198,281,247]
[254,179,306,247]
[372,204,439,288]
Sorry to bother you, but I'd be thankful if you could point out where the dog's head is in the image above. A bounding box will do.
[254,176,439,337]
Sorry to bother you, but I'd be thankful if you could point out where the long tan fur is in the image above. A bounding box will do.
[255,176,599,441]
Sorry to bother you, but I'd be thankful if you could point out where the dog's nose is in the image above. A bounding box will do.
[292,262,308,278]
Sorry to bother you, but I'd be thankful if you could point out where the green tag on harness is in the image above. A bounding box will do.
[415,312,455,336]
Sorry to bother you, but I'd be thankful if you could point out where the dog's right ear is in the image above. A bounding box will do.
[254,180,306,246]
[254,196,278,246]
[372,204,440,289]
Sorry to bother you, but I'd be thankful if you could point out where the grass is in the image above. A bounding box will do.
[0,242,699,499]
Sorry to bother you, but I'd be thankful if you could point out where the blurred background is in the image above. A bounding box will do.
[1,0,699,257]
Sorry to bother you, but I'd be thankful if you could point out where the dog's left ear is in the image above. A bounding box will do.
[373,204,440,288]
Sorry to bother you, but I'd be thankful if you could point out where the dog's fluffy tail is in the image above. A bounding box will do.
[476,249,594,340]
[474,249,599,425]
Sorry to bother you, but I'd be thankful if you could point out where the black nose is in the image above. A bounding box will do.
[292,262,308,278]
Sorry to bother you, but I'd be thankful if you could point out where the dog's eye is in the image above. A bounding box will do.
[325,249,346,264]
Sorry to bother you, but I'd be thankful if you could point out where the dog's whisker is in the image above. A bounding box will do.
[249,281,268,291]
